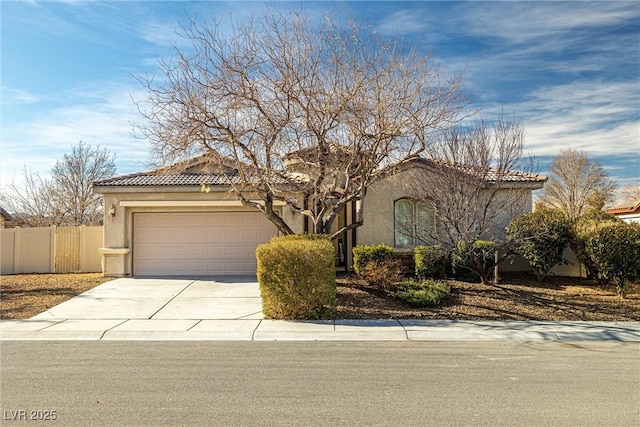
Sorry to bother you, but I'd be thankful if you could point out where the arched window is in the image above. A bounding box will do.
[394,198,435,248]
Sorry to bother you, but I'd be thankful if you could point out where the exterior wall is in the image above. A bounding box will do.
[499,246,587,278]
[97,187,304,276]
[358,169,427,248]
[358,166,535,249]
[616,213,640,224]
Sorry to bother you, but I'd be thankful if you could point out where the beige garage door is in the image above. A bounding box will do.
[133,212,277,276]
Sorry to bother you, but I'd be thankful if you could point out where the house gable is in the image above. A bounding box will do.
[607,201,640,224]
[358,159,545,248]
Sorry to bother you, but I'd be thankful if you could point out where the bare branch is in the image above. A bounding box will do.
[134,9,470,235]
[536,149,618,220]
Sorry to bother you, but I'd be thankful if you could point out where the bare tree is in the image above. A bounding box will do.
[0,141,116,226]
[619,181,640,205]
[135,9,469,236]
[536,149,618,221]
[394,114,539,283]
[1,167,61,227]
[51,141,116,225]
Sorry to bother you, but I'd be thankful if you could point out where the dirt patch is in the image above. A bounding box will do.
[335,274,640,321]
[1,273,113,319]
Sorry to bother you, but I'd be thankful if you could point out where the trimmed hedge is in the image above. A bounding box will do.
[256,234,336,319]
[414,245,447,279]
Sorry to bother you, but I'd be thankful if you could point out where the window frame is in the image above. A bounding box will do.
[394,197,435,248]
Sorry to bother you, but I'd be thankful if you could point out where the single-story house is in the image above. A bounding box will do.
[607,201,640,224]
[93,154,546,277]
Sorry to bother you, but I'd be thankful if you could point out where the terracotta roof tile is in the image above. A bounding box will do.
[410,157,547,183]
[607,201,640,215]
[93,171,297,187]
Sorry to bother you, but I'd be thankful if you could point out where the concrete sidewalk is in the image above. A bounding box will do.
[1,277,639,341]
[2,318,640,341]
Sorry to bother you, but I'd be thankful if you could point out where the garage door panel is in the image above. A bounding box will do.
[224,245,249,257]
[133,212,277,276]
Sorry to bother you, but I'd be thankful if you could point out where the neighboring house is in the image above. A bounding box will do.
[93,154,545,277]
[607,201,640,223]
[0,207,11,228]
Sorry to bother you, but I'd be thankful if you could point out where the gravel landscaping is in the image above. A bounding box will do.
[1,272,638,321]
[1,273,112,319]
[336,274,640,321]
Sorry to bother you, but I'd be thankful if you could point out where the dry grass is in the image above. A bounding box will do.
[1,273,112,319]
[1,272,639,321]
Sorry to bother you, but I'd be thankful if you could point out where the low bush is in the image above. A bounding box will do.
[414,245,447,279]
[451,240,497,284]
[256,234,336,319]
[395,279,450,306]
[355,257,405,292]
[352,244,394,275]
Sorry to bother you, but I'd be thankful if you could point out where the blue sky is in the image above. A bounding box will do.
[2,1,639,194]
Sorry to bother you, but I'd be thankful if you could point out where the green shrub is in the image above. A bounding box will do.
[414,245,447,279]
[395,279,450,306]
[584,222,640,298]
[506,209,571,281]
[571,212,622,281]
[451,240,497,284]
[352,244,394,275]
[256,234,336,319]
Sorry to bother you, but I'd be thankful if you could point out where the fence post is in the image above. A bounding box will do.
[79,225,85,272]
[51,225,56,273]
[14,227,21,274]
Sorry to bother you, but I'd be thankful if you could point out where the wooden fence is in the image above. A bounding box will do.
[1,226,103,275]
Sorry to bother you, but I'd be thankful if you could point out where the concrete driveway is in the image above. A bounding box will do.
[1,277,268,340]
[2,277,640,341]
[32,276,264,321]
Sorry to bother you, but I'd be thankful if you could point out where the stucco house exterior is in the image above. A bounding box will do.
[93,154,545,277]
[607,201,640,224]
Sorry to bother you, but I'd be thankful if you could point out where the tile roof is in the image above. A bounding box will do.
[93,170,298,187]
[606,201,640,215]
[94,154,546,188]
[409,157,547,183]
[93,172,244,187]
[94,151,299,188]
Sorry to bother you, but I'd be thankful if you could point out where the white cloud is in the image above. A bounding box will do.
[1,80,152,190]
[1,87,40,105]
[462,2,637,44]
[504,81,640,185]
[470,81,638,157]
[379,9,432,35]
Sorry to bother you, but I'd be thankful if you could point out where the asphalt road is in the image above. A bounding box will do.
[1,341,638,426]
